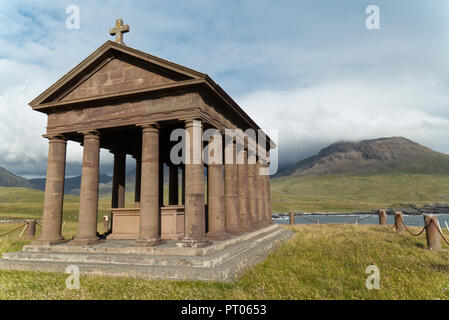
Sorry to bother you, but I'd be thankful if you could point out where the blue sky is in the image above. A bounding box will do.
[1,0,449,176]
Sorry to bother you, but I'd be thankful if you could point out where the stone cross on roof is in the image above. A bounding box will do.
[109,19,130,45]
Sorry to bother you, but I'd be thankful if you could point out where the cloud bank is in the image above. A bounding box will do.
[1,0,449,175]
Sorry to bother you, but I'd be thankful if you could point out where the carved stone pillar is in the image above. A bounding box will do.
[225,137,242,234]
[71,131,101,245]
[206,132,228,240]
[257,162,267,226]
[111,151,126,208]
[264,162,273,225]
[237,146,251,231]
[179,119,210,247]
[247,146,258,229]
[134,123,163,246]
[169,165,179,205]
[134,155,141,207]
[181,165,185,205]
[34,135,67,245]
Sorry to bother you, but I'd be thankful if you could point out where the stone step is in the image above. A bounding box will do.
[21,224,280,256]
[2,227,286,268]
[0,227,294,282]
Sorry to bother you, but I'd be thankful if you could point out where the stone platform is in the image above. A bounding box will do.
[0,224,293,282]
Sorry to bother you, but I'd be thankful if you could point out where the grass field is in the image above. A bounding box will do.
[3,173,448,223]
[0,224,449,299]
[0,174,448,299]
[271,173,449,213]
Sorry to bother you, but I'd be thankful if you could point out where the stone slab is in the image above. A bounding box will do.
[0,225,293,282]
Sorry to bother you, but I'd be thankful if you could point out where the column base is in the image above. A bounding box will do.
[226,227,244,235]
[257,221,270,228]
[206,231,230,241]
[69,238,104,246]
[240,225,254,232]
[32,238,69,246]
[247,222,259,231]
[177,238,212,248]
[132,238,165,247]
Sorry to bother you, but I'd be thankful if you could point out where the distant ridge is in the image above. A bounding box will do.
[276,137,449,177]
[29,174,113,195]
[0,167,30,188]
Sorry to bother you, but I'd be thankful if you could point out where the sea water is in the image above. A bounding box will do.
[274,213,449,227]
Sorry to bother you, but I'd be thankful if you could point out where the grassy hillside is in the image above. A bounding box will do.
[1,224,449,299]
[2,172,449,219]
[271,173,449,213]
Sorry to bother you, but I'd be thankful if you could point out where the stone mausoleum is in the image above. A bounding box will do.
[0,20,293,281]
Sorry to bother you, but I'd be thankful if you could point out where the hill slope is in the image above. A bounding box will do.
[0,167,30,188]
[277,137,449,177]
[29,174,113,195]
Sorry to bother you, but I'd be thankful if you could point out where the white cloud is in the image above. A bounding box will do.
[239,76,449,168]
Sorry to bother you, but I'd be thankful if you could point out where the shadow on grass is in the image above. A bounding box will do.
[413,242,426,249]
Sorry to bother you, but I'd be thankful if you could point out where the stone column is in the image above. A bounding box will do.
[111,151,126,208]
[134,123,163,246]
[179,119,210,247]
[71,131,101,245]
[169,165,179,205]
[247,146,258,229]
[34,135,67,245]
[256,162,267,226]
[134,155,141,207]
[237,145,251,231]
[264,162,273,225]
[225,138,242,234]
[181,165,185,205]
[206,132,228,240]
[159,161,164,206]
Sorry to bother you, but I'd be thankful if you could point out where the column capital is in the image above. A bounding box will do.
[79,130,100,139]
[184,118,202,128]
[140,122,159,133]
[43,134,67,143]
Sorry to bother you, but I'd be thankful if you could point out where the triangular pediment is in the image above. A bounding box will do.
[30,41,205,108]
[60,55,192,102]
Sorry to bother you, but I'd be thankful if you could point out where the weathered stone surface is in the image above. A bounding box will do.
[0,225,293,282]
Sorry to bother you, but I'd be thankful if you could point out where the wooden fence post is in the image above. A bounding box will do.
[26,220,36,240]
[424,214,441,250]
[378,209,388,226]
[289,211,295,225]
[394,211,405,232]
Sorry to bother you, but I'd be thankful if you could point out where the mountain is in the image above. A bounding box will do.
[277,137,449,177]
[0,167,31,188]
[29,174,113,195]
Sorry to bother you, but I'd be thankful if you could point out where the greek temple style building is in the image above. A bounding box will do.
[29,23,275,248]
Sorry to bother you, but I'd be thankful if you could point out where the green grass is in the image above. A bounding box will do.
[0,224,449,299]
[271,173,449,213]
